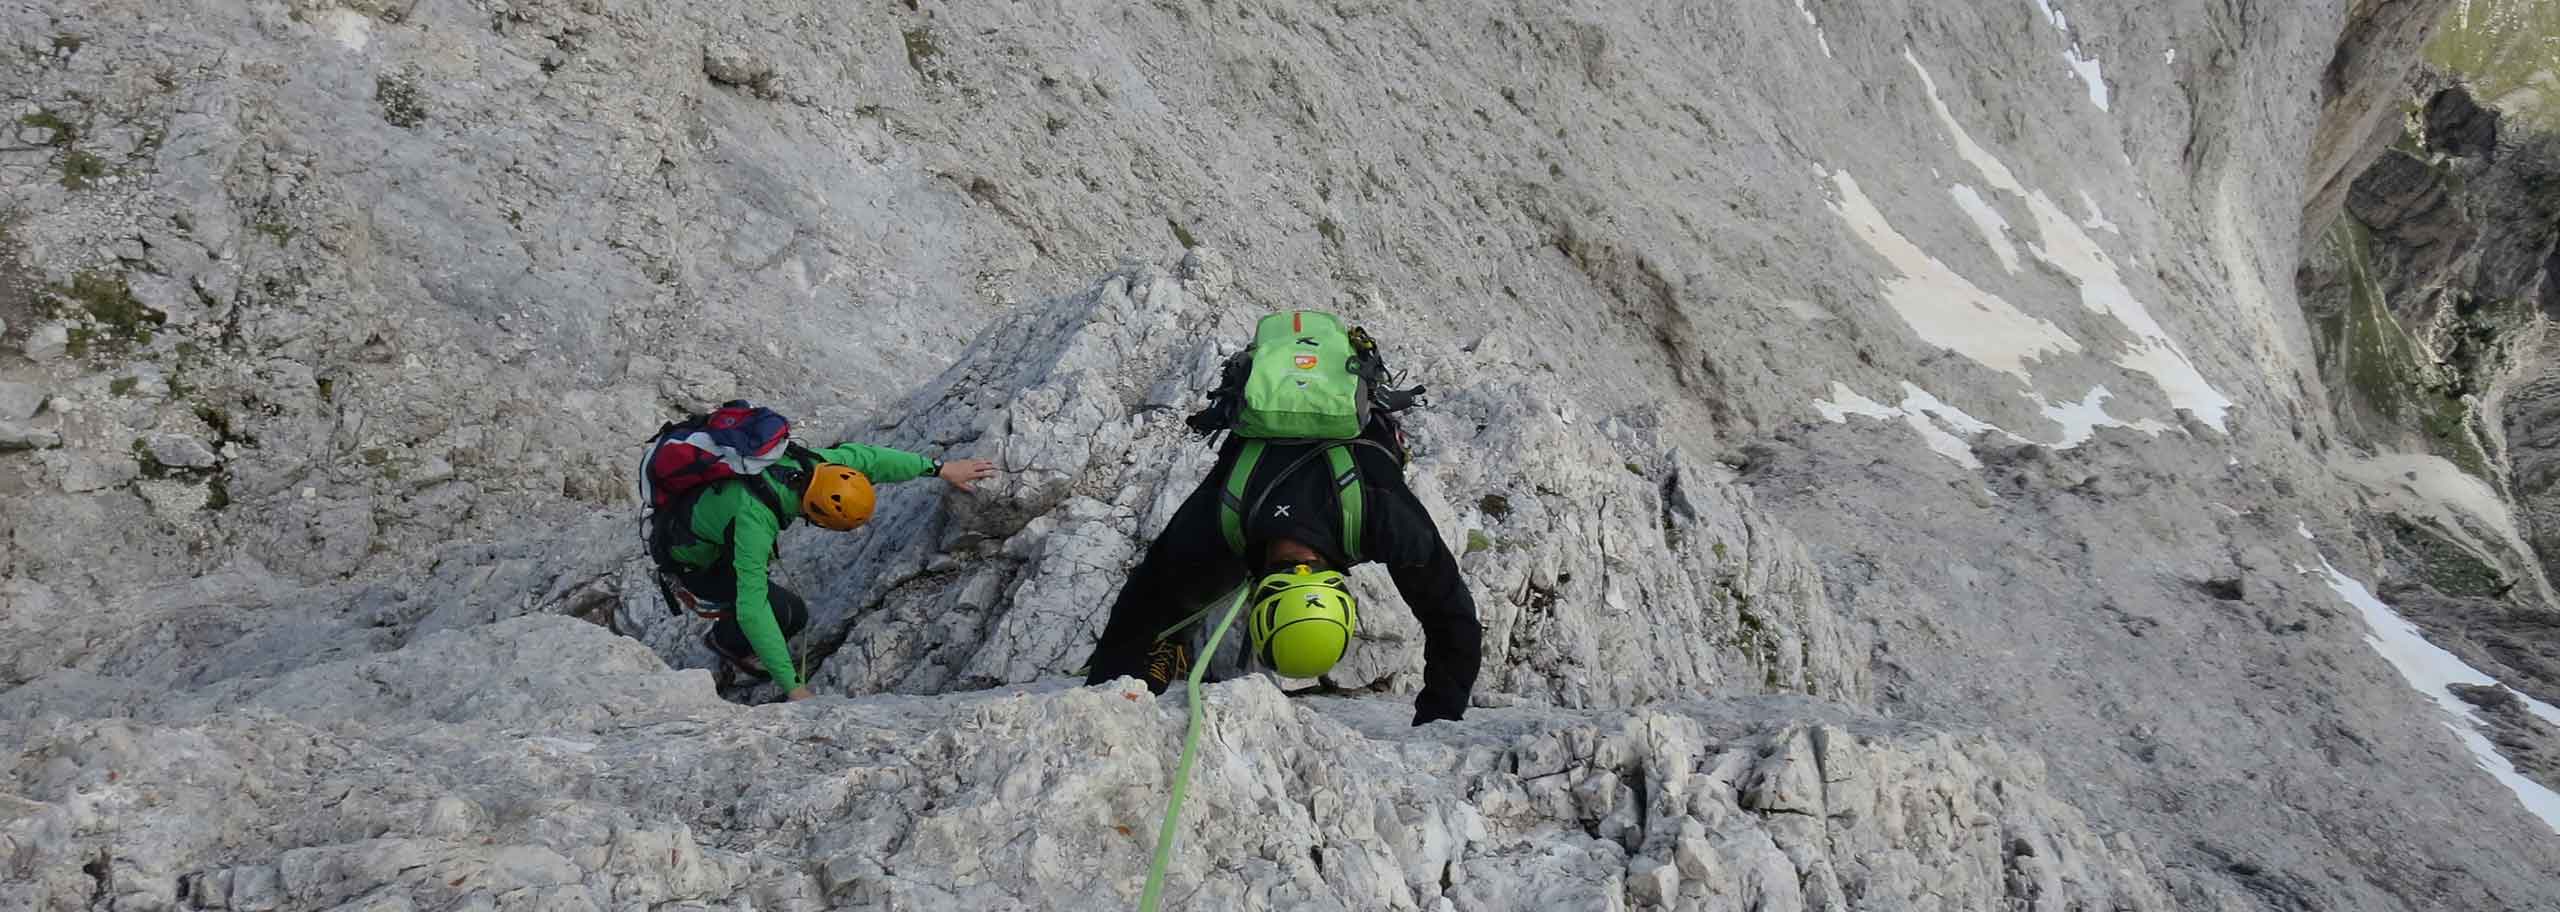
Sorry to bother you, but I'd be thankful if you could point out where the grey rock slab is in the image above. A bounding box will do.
[144,433,219,468]
[701,43,773,88]
[20,323,67,362]
[0,381,42,420]
[0,420,57,451]
[0,616,2176,912]
[46,450,137,493]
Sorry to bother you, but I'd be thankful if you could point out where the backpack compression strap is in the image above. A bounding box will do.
[1217,440,1370,561]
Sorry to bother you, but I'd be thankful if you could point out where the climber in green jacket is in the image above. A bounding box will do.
[659,442,997,700]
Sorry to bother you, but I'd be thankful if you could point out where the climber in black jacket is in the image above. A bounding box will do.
[1082,409,1483,726]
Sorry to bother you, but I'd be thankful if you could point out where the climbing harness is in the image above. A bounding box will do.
[1136,583,1252,912]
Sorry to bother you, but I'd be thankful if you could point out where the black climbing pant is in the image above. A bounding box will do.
[710,584,806,661]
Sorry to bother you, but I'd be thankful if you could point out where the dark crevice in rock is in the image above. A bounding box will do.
[2194,842,2320,912]
[82,850,112,907]
[2423,85,2499,159]
[2192,577,2246,602]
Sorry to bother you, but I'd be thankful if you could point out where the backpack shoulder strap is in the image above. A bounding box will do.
[1325,444,1365,561]
[743,473,793,545]
[1220,440,1268,556]
[1220,438,1397,562]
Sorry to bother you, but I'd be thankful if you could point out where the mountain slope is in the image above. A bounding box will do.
[6,0,2560,909]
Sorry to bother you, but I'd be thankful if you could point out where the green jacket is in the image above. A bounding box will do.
[672,442,936,690]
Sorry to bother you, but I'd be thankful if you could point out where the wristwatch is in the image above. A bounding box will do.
[930,458,946,477]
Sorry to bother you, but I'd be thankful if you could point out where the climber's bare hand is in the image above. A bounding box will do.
[938,458,998,491]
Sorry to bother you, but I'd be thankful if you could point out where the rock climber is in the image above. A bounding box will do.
[643,403,996,701]
[1080,311,1483,725]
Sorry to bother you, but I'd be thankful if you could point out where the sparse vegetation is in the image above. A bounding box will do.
[58,149,105,189]
[903,29,942,80]
[45,271,162,355]
[17,109,104,188]
[19,110,75,146]
[2319,220,2493,477]
[1167,219,1198,249]
[376,70,428,127]
[2428,0,2560,127]
[2390,517,2509,598]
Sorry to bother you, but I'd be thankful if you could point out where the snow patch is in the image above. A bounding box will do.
[2029,0,2110,109]
[1907,51,2235,431]
[1951,185,2023,273]
[2079,190,2119,233]
[1828,171,2082,383]
[1813,379,2181,468]
[2164,47,2177,65]
[2032,386,2174,447]
[2066,53,2109,110]
[1795,0,1834,58]
[1814,382,2016,468]
[329,10,372,52]
[2319,560,2560,833]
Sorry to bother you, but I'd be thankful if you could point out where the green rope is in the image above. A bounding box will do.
[1137,584,1252,912]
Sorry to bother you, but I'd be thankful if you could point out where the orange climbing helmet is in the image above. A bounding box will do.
[800,463,875,531]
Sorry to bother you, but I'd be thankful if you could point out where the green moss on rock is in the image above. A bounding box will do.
[2390,517,2509,598]
[45,271,162,354]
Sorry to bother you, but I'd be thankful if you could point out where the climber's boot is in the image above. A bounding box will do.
[702,628,772,682]
[1143,638,1191,692]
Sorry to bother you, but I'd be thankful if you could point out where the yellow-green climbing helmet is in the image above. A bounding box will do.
[1249,564,1359,678]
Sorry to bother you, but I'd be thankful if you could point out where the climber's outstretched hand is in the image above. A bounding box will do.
[938,458,998,491]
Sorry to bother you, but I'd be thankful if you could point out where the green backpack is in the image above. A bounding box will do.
[1233,311,1371,440]
[1190,311,1413,562]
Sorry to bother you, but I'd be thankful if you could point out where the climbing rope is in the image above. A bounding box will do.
[1137,584,1252,912]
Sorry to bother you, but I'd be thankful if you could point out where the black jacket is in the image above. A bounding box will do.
[1083,415,1483,724]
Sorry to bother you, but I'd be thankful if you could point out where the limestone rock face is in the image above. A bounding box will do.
[653,262,1868,714]
[2,616,2170,912]
[6,0,2560,910]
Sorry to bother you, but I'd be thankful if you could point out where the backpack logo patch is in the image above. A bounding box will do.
[1293,354,1320,370]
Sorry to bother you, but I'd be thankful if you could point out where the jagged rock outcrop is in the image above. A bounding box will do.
[2515,373,2560,601]
[2302,0,2460,248]
[2294,68,2560,751]
[2,616,2169,912]
[610,257,1866,712]
[8,0,2560,909]
[2427,83,2502,159]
